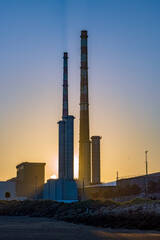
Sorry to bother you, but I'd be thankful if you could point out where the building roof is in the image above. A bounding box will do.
[7,177,17,182]
[16,162,46,169]
[85,181,116,188]
[118,172,160,181]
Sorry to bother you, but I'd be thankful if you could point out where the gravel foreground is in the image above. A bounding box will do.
[0,216,160,240]
[0,198,160,231]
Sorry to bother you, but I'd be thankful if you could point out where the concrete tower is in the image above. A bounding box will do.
[58,120,66,178]
[91,136,101,184]
[79,30,91,185]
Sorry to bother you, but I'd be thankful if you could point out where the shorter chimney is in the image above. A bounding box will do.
[91,136,101,184]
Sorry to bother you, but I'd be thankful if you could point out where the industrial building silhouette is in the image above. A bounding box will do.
[0,30,160,202]
[0,30,102,201]
[16,162,45,199]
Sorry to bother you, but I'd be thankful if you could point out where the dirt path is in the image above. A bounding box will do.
[0,216,159,240]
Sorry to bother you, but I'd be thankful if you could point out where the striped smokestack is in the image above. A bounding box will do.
[58,52,68,179]
[62,52,68,118]
[79,30,91,185]
[58,52,75,180]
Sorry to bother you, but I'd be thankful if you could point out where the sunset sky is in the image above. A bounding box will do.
[0,0,160,182]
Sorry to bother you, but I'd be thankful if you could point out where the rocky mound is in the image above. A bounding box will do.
[0,198,160,230]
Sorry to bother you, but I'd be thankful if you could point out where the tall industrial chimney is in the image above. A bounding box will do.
[58,52,74,180]
[58,52,69,179]
[79,30,91,185]
[62,52,68,118]
[91,136,101,184]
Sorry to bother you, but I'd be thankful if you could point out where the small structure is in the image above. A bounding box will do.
[0,181,16,200]
[91,136,101,184]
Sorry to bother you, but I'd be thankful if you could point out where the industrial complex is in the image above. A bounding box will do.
[0,30,159,202]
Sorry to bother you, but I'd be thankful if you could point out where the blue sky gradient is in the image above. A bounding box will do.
[0,0,160,181]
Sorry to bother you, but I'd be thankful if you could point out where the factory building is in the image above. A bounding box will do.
[117,172,160,192]
[0,162,45,200]
[16,162,45,199]
[79,182,116,200]
[91,136,101,184]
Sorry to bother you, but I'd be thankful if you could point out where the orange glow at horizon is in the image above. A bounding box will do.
[50,174,57,179]
[0,1,160,183]
[48,156,79,181]
[74,155,79,179]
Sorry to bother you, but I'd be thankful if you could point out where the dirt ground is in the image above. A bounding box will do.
[0,216,160,240]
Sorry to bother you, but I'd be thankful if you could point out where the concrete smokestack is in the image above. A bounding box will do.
[65,115,75,179]
[79,30,91,185]
[62,52,68,118]
[58,120,66,179]
[91,136,101,184]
